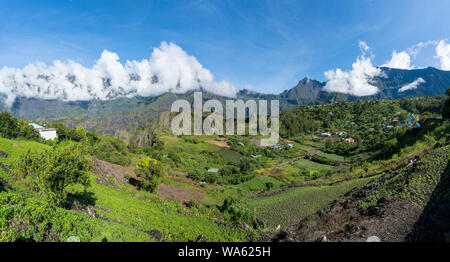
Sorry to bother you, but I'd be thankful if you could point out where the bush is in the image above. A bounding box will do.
[12,144,92,206]
[91,135,131,166]
[134,157,164,193]
[219,197,254,223]
[239,158,251,173]
[0,111,18,139]
[17,120,40,140]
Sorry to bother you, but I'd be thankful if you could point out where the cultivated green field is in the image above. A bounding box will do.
[248,176,376,227]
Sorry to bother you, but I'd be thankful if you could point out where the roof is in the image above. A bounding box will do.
[207,168,219,173]
[28,123,45,129]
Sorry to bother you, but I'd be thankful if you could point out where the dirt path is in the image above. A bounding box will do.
[274,156,304,168]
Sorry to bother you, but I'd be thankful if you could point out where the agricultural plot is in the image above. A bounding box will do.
[292,159,333,172]
[248,177,375,227]
[216,147,242,162]
[316,152,349,162]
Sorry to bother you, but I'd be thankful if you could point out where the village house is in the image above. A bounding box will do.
[344,138,355,143]
[405,114,421,128]
[29,123,58,140]
[321,132,332,137]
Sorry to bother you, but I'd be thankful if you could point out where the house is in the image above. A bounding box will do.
[344,138,355,143]
[207,168,219,173]
[29,123,58,140]
[286,144,294,149]
[271,144,282,150]
[405,114,420,128]
[321,132,331,137]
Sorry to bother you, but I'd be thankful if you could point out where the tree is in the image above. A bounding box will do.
[441,87,450,119]
[13,144,92,206]
[17,119,40,140]
[0,111,18,138]
[75,126,87,139]
[134,157,164,192]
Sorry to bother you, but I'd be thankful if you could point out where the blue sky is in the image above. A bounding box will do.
[0,0,449,94]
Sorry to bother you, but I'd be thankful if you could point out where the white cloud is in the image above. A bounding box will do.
[383,40,443,70]
[398,77,426,92]
[359,41,370,54]
[408,40,439,58]
[383,50,413,69]
[323,41,382,96]
[0,41,236,107]
[435,40,450,70]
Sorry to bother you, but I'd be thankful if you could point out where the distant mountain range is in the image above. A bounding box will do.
[1,66,450,135]
[278,66,450,106]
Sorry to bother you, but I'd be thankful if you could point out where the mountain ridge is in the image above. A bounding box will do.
[1,66,450,135]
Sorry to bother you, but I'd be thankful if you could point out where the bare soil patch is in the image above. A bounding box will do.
[157,183,204,203]
[91,157,136,185]
[167,170,189,177]
[208,140,229,148]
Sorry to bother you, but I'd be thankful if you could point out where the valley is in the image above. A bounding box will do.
[1,89,449,242]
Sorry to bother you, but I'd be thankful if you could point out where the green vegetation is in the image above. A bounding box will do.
[134,157,164,192]
[248,177,375,227]
[0,112,40,140]
[358,144,450,209]
[11,144,92,206]
[441,87,450,119]
[1,91,449,242]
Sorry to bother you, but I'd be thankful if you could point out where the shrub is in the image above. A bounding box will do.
[12,144,92,206]
[219,197,254,223]
[91,135,131,166]
[134,157,164,193]
[239,158,251,173]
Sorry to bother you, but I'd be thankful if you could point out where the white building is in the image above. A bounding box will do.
[29,123,58,140]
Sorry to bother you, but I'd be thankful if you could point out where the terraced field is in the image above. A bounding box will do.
[248,177,376,227]
[316,152,350,162]
[292,159,333,172]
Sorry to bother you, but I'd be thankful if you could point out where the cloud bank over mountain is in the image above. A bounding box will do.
[323,39,450,97]
[323,41,382,97]
[383,50,413,70]
[0,42,236,107]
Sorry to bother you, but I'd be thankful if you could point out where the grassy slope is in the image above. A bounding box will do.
[0,137,249,242]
